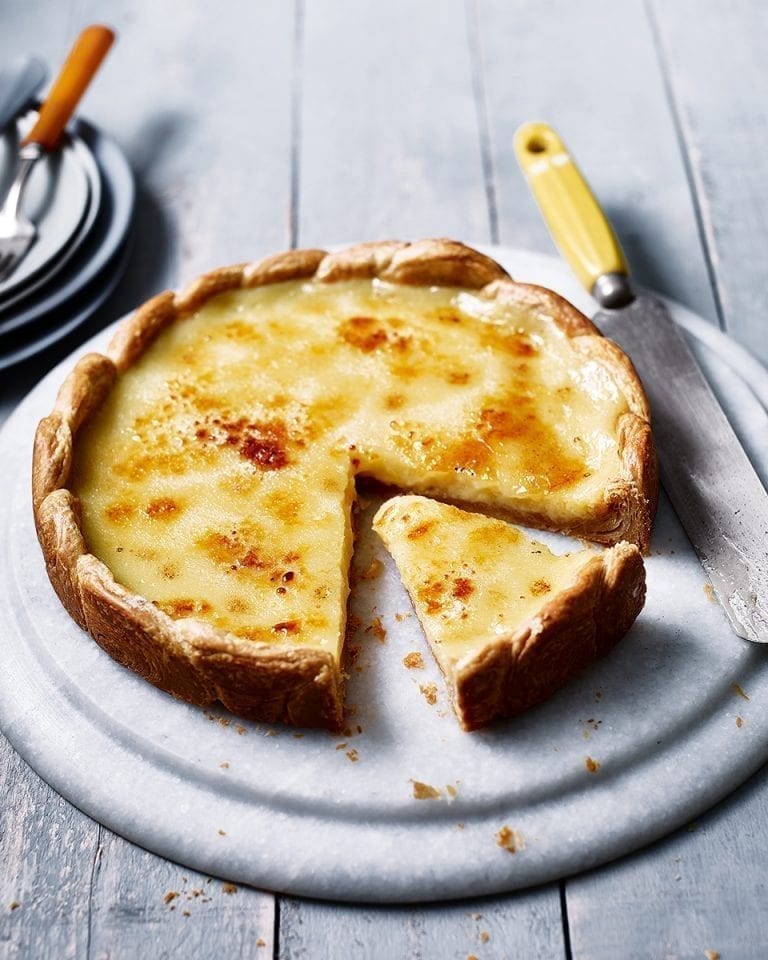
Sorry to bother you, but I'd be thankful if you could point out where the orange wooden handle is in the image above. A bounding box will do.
[23,25,115,150]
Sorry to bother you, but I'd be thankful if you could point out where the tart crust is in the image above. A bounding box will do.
[32,239,658,730]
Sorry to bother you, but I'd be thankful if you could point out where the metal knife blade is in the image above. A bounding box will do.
[595,295,768,643]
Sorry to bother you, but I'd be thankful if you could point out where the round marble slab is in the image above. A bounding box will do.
[0,247,766,903]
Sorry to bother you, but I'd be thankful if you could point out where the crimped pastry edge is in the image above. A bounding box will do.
[450,541,646,731]
[32,238,657,730]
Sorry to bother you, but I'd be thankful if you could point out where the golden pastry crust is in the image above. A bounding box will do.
[32,239,657,730]
[452,542,645,731]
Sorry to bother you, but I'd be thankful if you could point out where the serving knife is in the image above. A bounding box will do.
[514,121,768,644]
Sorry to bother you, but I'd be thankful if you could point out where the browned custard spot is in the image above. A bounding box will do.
[157,598,213,618]
[146,497,181,520]
[339,316,389,352]
[418,579,446,615]
[384,393,406,410]
[105,502,136,524]
[273,620,301,635]
[445,370,470,385]
[452,577,474,600]
[530,578,551,597]
[196,528,271,573]
[407,519,436,540]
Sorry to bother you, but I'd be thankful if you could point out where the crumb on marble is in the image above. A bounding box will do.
[365,616,387,642]
[495,825,525,853]
[403,651,424,669]
[411,780,441,800]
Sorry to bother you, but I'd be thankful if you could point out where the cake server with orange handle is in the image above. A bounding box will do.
[0,25,115,283]
[515,121,768,644]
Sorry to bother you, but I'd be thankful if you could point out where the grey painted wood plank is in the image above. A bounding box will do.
[559,3,768,955]
[287,2,566,956]
[87,831,274,959]
[0,738,98,960]
[648,0,768,363]
[280,888,564,960]
[476,1,768,956]
[474,0,719,324]
[1,0,293,953]
[566,764,768,960]
[298,0,491,245]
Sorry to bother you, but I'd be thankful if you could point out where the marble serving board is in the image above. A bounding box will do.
[0,247,766,903]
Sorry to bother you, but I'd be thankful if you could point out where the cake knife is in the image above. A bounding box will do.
[514,121,768,644]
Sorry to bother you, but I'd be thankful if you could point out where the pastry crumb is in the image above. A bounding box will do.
[411,780,441,800]
[346,749,359,762]
[704,951,720,960]
[446,784,457,798]
[335,742,348,750]
[257,938,267,948]
[480,931,490,943]
[703,583,716,603]
[360,558,384,580]
[235,724,246,735]
[182,910,190,917]
[456,822,465,829]
[736,716,743,728]
[219,761,230,769]
[9,901,19,911]
[731,683,750,701]
[222,883,237,895]
[218,829,227,836]
[585,756,600,773]
[419,683,438,705]
[164,891,178,904]
[495,825,524,853]
[403,651,424,669]
[292,732,305,739]
[365,616,387,642]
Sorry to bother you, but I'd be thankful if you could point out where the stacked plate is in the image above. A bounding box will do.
[0,109,134,369]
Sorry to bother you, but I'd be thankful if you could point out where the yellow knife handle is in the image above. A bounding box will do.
[514,121,633,307]
[22,25,115,151]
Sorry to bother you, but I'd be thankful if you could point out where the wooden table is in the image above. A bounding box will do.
[1,2,766,956]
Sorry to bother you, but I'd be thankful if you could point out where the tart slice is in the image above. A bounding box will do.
[373,495,646,730]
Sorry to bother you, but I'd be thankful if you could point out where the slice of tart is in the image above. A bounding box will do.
[32,239,656,729]
[373,495,646,730]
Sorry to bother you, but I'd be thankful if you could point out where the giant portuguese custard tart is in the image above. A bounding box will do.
[32,240,657,730]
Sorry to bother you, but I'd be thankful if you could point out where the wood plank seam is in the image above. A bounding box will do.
[465,0,500,244]
[85,826,104,960]
[559,880,573,960]
[643,0,727,331]
[289,0,305,250]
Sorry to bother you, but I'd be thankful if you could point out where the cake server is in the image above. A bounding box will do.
[514,121,768,644]
[0,25,114,283]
